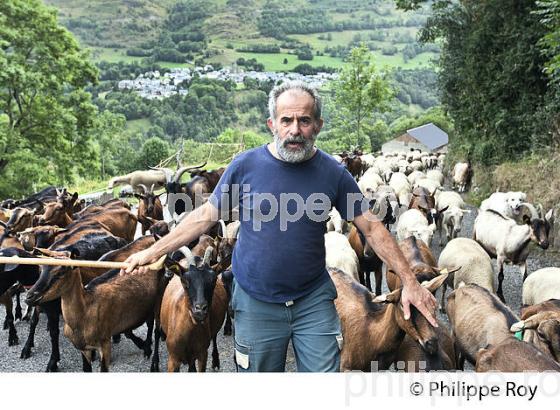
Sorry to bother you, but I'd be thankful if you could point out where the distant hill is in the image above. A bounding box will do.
[44,0,438,72]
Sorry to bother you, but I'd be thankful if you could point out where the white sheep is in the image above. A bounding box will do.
[452,162,471,192]
[414,177,441,196]
[438,238,495,312]
[407,170,426,186]
[436,191,469,245]
[522,267,560,306]
[389,172,412,206]
[396,209,436,247]
[426,169,445,186]
[357,168,384,196]
[324,231,359,282]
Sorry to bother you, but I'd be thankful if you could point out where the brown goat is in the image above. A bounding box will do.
[511,299,560,362]
[386,236,439,291]
[476,337,560,372]
[135,184,164,235]
[65,208,138,242]
[26,235,168,372]
[16,226,68,251]
[446,283,519,369]
[330,268,447,371]
[394,319,457,371]
[160,247,227,372]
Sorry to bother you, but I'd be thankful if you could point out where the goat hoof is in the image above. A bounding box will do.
[150,362,160,372]
[143,347,152,359]
[15,309,22,321]
[112,334,122,344]
[2,320,8,330]
[8,335,19,346]
[223,329,232,336]
[20,347,32,359]
[46,362,58,372]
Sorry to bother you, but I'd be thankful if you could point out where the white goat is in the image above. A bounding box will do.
[326,208,348,234]
[358,168,384,196]
[474,210,551,303]
[389,172,412,207]
[452,162,471,192]
[436,191,469,245]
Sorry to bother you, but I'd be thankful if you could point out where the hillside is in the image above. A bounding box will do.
[44,0,437,71]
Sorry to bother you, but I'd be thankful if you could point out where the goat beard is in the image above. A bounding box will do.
[273,131,317,163]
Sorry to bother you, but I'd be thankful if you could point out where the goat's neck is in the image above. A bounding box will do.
[370,304,405,356]
[60,270,87,331]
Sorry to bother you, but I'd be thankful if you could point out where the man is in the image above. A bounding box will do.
[123,80,438,372]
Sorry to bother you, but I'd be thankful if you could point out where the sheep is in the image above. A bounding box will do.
[159,247,227,372]
[480,191,527,219]
[452,162,472,193]
[446,283,519,369]
[326,208,348,235]
[426,169,444,186]
[414,177,441,197]
[510,299,560,363]
[107,169,169,193]
[522,267,560,305]
[435,191,469,246]
[325,231,359,282]
[407,171,426,186]
[437,238,495,312]
[389,172,412,206]
[473,209,551,302]
[330,268,448,371]
[396,209,437,247]
[475,337,560,372]
[357,168,384,196]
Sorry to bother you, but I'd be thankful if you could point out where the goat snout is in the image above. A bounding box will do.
[25,290,43,305]
[193,303,209,322]
[422,338,439,355]
[539,240,550,250]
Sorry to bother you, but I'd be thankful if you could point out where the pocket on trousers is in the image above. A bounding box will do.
[234,340,251,371]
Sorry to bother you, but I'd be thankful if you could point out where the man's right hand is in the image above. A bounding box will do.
[121,249,160,276]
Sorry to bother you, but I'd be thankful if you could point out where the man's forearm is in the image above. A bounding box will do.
[364,222,417,286]
[148,203,218,258]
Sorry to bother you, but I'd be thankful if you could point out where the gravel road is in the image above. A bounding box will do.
[1,200,559,372]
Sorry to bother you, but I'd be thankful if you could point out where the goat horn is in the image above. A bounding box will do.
[150,184,155,194]
[150,167,174,183]
[138,184,149,194]
[177,246,194,266]
[202,246,214,266]
[173,161,208,183]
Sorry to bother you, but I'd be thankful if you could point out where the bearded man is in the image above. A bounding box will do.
[122,81,437,372]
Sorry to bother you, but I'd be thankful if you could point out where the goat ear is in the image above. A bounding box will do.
[545,209,554,225]
[373,288,402,304]
[421,272,448,293]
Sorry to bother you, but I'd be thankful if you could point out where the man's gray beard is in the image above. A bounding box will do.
[273,132,317,163]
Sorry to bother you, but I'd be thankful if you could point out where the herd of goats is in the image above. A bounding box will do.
[0,148,559,372]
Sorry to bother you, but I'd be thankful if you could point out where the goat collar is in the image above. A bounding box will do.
[514,330,524,341]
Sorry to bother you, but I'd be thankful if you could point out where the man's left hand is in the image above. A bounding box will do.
[401,281,438,327]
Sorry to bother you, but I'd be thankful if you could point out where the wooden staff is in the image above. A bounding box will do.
[0,255,167,271]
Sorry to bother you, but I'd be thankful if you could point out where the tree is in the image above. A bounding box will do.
[139,137,171,168]
[395,0,557,163]
[0,0,99,193]
[329,43,393,149]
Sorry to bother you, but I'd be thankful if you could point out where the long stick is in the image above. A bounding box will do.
[0,255,166,271]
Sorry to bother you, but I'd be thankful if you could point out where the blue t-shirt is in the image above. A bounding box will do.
[209,144,367,303]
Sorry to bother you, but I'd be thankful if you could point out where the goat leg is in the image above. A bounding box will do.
[365,271,372,292]
[143,315,154,358]
[374,267,382,296]
[223,312,233,336]
[22,304,32,321]
[211,335,220,370]
[496,263,506,304]
[150,326,161,372]
[6,307,18,346]
[112,334,121,344]
[21,307,40,359]
[439,283,447,314]
[99,341,111,372]
[14,291,23,321]
[81,351,93,372]
[198,351,209,372]
[521,262,528,282]
[45,305,60,372]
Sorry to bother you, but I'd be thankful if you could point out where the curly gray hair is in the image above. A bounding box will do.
[268,80,322,122]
